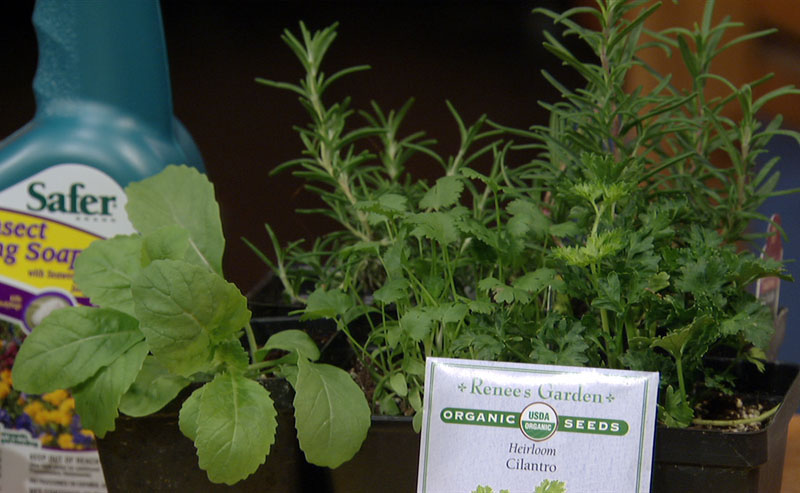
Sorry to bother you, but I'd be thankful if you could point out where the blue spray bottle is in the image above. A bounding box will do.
[0,0,203,332]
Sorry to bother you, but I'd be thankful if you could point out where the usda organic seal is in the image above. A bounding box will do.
[519,402,558,441]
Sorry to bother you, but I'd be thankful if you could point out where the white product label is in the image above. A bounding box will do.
[0,164,132,492]
[1,429,106,492]
[417,358,659,493]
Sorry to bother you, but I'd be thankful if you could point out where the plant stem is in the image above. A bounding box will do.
[248,359,280,372]
[676,355,686,400]
[692,403,781,427]
[244,322,258,364]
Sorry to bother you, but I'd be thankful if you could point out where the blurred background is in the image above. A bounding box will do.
[1,0,798,366]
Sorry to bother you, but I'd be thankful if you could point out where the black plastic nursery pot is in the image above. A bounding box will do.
[96,378,312,493]
[318,360,800,493]
[651,360,800,493]
[325,415,420,492]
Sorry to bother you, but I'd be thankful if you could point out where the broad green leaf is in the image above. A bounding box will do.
[468,300,494,314]
[402,358,426,376]
[461,167,497,190]
[458,217,495,248]
[495,286,516,304]
[355,193,408,222]
[400,308,434,341]
[379,193,409,213]
[648,272,671,293]
[125,165,225,274]
[650,325,692,360]
[278,364,299,387]
[513,268,562,293]
[408,211,461,245]
[477,276,503,293]
[659,385,693,428]
[373,278,410,305]
[132,259,250,377]
[301,288,352,320]
[178,385,204,442]
[293,359,370,467]
[73,340,149,437]
[141,225,191,266]
[675,257,726,298]
[720,302,773,349]
[422,271,447,299]
[385,322,403,349]
[74,235,143,316]
[549,221,580,238]
[261,330,321,362]
[478,276,530,303]
[592,272,623,313]
[378,394,401,415]
[452,332,503,360]
[433,302,468,324]
[651,316,712,360]
[119,355,190,417]
[195,373,277,485]
[529,317,589,367]
[419,176,463,210]
[213,340,250,370]
[413,410,423,433]
[12,307,143,394]
[746,347,767,372]
[507,199,549,238]
[389,373,408,397]
[408,385,422,413]
[382,240,406,280]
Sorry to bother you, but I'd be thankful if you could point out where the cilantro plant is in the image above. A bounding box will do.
[11,165,370,485]
[258,0,799,433]
[518,0,799,426]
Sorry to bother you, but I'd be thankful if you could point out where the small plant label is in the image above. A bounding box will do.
[418,358,659,493]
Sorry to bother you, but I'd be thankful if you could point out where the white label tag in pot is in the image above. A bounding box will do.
[417,358,659,493]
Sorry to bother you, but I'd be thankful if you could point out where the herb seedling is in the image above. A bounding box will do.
[11,165,370,485]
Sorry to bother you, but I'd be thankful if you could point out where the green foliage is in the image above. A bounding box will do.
[258,0,798,431]
[11,166,370,485]
[194,373,277,485]
[294,358,371,467]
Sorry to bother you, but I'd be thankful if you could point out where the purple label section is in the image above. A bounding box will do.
[0,281,80,333]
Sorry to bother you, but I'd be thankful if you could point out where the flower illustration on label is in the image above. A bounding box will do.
[519,402,558,441]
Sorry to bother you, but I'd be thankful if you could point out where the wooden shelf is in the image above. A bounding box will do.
[784,415,800,492]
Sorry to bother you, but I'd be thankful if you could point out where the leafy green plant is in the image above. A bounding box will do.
[513,0,799,426]
[258,0,798,432]
[11,165,370,485]
[254,22,530,428]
